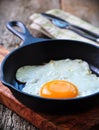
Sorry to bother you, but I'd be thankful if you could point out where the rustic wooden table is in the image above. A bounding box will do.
[0,0,99,130]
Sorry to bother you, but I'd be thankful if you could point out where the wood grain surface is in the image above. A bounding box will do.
[0,46,99,130]
[61,0,99,26]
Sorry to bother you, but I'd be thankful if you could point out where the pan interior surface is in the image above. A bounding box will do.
[2,40,99,91]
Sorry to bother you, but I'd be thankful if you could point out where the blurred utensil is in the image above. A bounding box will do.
[41,13,99,43]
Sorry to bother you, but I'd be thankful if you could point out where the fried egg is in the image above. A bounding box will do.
[16,59,99,98]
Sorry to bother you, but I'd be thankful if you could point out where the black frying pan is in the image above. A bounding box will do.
[1,21,99,114]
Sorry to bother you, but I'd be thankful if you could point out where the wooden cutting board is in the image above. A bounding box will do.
[0,45,99,130]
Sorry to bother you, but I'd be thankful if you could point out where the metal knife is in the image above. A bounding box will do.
[41,13,99,43]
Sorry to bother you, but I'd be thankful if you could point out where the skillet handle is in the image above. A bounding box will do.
[6,21,47,46]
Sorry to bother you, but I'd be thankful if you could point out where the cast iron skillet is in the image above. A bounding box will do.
[1,21,99,114]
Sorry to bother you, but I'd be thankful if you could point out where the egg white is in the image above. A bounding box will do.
[16,59,99,97]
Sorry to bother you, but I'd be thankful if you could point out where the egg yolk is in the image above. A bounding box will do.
[40,80,78,98]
